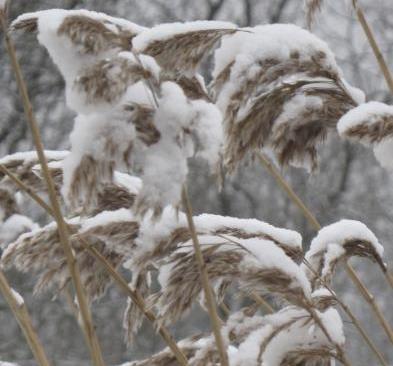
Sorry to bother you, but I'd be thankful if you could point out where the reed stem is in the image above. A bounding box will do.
[0,16,105,366]
[257,152,393,346]
[0,270,51,366]
[182,185,229,366]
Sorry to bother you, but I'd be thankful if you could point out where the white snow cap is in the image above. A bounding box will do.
[80,208,135,232]
[136,208,302,262]
[303,219,384,282]
[10,288,25,306]
[240,239,311,298]
[231,306,344,366]
[0,150,68,166]
[133,20,237,52]
[194,213,302,250]
[338,102,393,170]
[0,214,39,249]
[213,23,339,80]
[337,101,393,142]
[13,9,145,113]
[307,219,384,259]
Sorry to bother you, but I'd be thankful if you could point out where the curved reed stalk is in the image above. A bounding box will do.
[0,270,51,366]
[0,15,105,366]
[257,152,393,347]
[181,185,229,366]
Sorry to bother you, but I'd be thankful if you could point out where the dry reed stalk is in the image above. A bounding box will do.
[304,0,324,29]
[250,292,274,314]
[133,51,228,365]
[351,0,393,95]
[219,226,387,365]
[0,164,54,217]
[181,185,229,366]
[301,260,388,366]
[0,270,51,366]
[305,307,351,366]
[257,151,393,347]
[221,228,387,365]
[78,240,190,366]
[0,16,105,366]
[0,160,189,365]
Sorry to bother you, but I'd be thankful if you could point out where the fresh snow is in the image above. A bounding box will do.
[0,214,39,249]
[213,23,339,81]
[0,150,68,166]
[10,288,25,306]
[132,20,237,52]
[135,208,303,263]
[80,208,135,232]
[337,101,393,141]
[307,219,384,259]
[240,238,311,297]
[231,306,344,366]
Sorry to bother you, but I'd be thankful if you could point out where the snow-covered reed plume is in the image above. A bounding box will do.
[212,24,362,172]
[3,6,393,366]
[338,101,393,170]
[302,220,385,288]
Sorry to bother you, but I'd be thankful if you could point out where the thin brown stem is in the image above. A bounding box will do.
[352,0,393,94]
[181,185,229,366]
[345,263,393,344]
[78,239,189,366]
[350,2,393,290]
[301,260,388,366]
[0,151,189,366]
[218,219,386,364]
[0,270,51,366]
[250,293,274,314]
[0,164,55,217]
[0,17,105,366]
[257,152,393,345]
[306,306,352,366]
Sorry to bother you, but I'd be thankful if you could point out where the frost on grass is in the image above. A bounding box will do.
[213,23,361,171]
[303,219,385,288]
[338,101,393,170]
